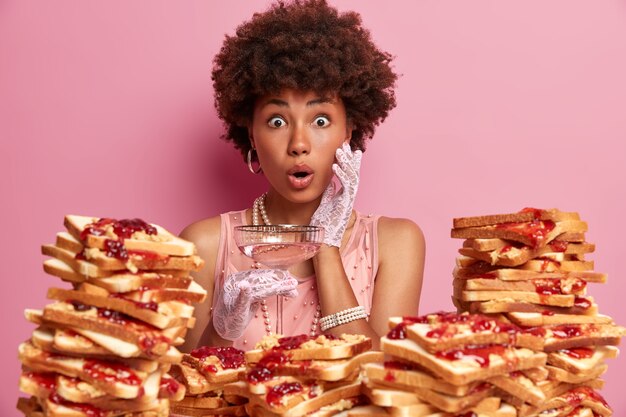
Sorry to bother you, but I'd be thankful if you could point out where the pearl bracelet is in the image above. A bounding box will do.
[319,306,367,332]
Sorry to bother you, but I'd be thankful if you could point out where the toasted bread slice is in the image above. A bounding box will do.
[55,372,167,407]
[361,382,426,407]
[506,312,613,327]
[248,351,382,383]
[227,379,361,417]
[453,265,607,283]
[246,374,357,396]
[173,394,229,409]
[31,323,182,363]
[32,326,112,357]
[170,363,212,396]
[487,371,545,406]
[19,341,148,399]
[44,258,191,292]
[43,244,117,279]
[546,363,608,384]
[345,399,514,417]
[363,381,495,415]
[183,347,247,383]
[543,323,626,352]
[454,276,589,296]
[380,337,546,386]
[462,232,587,252]
[452,219,587,248]
[454,255,592,272]
[455,289,576,307]
[537,378,604,401]
[405,384,495,414]
[28,319,169,373]
[121,280,206,304]
[65,215,196,257]
[521,386,611,417]
[519,259,594,273]
[246,334,371,363]
[452,208,580,229]
[547,346,618,373]
[55,232,204,273]
[454,296,598,316]
[459,242,595,267]
[41,301,184,358]
[42,396,170,417]
[362,362,483,396]
[395,312,544,352]
[47,287,189,330]
[170,403,246,416]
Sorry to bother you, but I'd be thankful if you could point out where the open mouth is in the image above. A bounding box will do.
[287,164,314,189]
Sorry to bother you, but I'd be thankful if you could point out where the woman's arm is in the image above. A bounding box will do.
[179,216,232,351]
[368,217,425,337]
[313,215,425,350]
[313,243,381,347]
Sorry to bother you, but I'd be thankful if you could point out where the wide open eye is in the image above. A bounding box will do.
[267,116,286,128]
[313,116,330,127]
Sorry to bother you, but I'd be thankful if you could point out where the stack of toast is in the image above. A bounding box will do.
[356,312,543,416]
[17,215,207,417]
[219,333,380,417]
[450,208,625,416]
[169,346,248,416]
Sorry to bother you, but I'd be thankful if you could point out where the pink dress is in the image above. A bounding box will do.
[213,210,380,350]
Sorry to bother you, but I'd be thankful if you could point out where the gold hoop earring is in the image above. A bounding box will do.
[247,149,262,174]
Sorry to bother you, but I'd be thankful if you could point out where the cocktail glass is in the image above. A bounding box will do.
[234,224,324,269]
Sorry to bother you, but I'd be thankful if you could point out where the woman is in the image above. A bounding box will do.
[181,0,425,351]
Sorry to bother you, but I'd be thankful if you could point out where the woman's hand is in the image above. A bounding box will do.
[212,269,298,340]
[311,143,362,247]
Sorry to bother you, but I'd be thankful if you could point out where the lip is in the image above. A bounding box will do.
[287,164,314,189]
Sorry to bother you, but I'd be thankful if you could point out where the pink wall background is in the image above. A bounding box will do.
[2,0,625,414]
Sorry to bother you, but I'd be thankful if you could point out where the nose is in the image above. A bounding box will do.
[288,123,310,156]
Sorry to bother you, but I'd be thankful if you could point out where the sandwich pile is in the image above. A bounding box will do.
[169,346,248,416]
[448,207,625,416]
[170,334,380,417]
[360,312,541,417]
[17,215,207,417]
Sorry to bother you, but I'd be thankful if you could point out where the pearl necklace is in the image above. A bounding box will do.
[251,193,321,337]
[252,193,271,226]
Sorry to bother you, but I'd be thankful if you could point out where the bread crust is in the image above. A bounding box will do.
[452,220,587,248]
[246,335,372,363]
[47,288,189,330]
[42,301,185,358]
[65,215,196,257]
[380,337,547,386]
[362,362,481,397]
[452,209,580,229]
[55,232,204,272]
[19,341,148,399]
[459,242,595,267]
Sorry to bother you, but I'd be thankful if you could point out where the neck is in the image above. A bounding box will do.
[263,190,322,225]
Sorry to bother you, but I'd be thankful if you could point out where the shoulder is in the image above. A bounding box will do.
[376,216,425,258]
[180,215,223,257]
[377,216,425,244]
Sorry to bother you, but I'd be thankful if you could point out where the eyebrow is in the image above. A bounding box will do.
[262,96,336,108]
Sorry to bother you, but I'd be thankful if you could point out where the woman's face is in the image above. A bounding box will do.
[250,89,352,203]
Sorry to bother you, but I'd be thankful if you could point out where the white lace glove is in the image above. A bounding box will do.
[212,269,298,340]
[310,143,362,247]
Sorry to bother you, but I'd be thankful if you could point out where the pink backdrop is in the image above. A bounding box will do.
[2,1,625,414]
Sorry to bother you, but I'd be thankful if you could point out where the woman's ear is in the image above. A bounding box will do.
[344,123,354,146]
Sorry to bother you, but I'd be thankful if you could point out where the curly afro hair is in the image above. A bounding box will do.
[212,0,397,161]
